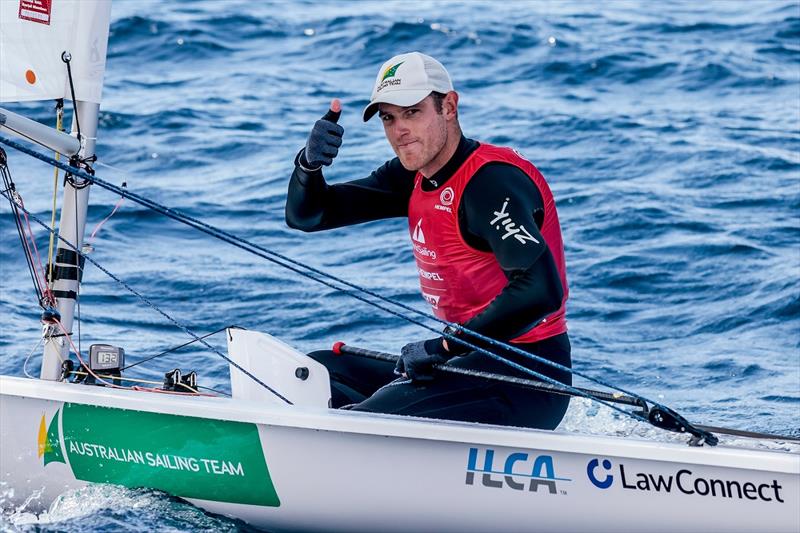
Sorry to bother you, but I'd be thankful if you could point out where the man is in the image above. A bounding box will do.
[286,52,571,429]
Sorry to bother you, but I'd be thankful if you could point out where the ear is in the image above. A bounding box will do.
[444,91,459,120]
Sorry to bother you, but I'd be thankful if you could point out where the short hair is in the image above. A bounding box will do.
[431,91,447,114]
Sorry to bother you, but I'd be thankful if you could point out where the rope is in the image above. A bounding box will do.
[52,317,211,397]
[46,99,64,287]
[0,150,54,307]
[23,337,45,379]
[0,136,715,437]
[0,186,293,405]
[74,182,82,356]
[122,325,232,371]
[61,53,81,141]
[86,187,125,244]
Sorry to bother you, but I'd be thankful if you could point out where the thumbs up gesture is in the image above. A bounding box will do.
[300,99,344,170]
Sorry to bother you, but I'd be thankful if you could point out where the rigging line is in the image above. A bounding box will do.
[0,137,708,431]
[7,193,42,301]
[61,53,81,141]
[47,99,65,286]
[53,317,120,389]
[0,138,668,417]
[197,384,231,397]
[95,160,130,174]
[0,138,594,381]
[23,337,45,379]
[692,424,800,443]
[67,371,210,396]
[0,153,661,432]
[19,197,55,305]
[1,158,45,304]
[74,185,81,356]
[0,184,658,432]
[0,187,293,406]
[87,186,126,244]
[122,325,232,371]
[53,317,209,396]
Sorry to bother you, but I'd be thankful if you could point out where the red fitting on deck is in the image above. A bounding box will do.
[332,341,345,355]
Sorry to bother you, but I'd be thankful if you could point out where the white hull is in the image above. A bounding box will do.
[2,375,798,533]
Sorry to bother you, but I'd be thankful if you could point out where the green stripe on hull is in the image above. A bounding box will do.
[50,403,280,506]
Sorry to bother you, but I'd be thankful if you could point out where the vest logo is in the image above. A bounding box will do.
[466,447,570,495]
[418,267,444,281]
[412,218,426,244]
[381,61,404,81]
[422,291,440,309]
[440,187,454,206]
[414,244,437,260]
[435,187,454,213]
[489,197,540,245]
[585,458,785,503]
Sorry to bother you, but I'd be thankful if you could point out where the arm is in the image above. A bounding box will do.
[455,163,563,345]
[286,155,415,231]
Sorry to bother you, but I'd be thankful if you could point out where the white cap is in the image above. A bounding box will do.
[362,52,454,122]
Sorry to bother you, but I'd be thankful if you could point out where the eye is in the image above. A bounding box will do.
[405,109,419,118]
[380,114,392,122]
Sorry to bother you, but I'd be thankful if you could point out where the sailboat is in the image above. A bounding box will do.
[1,2,798,532]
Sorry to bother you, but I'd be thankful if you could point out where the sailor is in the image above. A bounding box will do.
[285,52,571,429]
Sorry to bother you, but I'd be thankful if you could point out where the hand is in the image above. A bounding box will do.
[395,338,453,382]
[300,98,344,170]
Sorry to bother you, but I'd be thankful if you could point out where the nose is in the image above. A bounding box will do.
[389,117,410,139]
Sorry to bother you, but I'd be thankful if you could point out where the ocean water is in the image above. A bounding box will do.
[1,0,798,530]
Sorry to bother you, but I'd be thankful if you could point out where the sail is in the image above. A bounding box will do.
[0,0,112,104]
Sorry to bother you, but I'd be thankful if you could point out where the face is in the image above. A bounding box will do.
[378,95,450,174]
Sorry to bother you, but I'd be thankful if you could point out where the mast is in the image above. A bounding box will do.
[40,101,99,380]
[0,0,112,380]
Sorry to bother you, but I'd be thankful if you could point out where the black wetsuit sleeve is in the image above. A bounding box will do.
[456,163,564,343]
[285,151,416,231]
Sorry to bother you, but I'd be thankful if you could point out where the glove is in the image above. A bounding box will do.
[299,100,344,170]
[395,338,454,382]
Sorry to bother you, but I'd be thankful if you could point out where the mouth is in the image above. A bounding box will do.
[397,140,418,149]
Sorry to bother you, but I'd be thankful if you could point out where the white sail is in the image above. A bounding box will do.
[0,0,112,104]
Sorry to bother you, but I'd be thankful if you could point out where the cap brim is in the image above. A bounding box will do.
[362,89,432,122]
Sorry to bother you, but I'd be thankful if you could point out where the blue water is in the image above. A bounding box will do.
[1,0,799,530]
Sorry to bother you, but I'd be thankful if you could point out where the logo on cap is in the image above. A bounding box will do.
[381,61,404,81]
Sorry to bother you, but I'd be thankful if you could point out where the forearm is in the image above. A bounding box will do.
[286,152,331,231]
[285,152,414,232]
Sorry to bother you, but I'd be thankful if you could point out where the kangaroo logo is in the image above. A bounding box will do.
[587,458,614,489]
[381,61,404,81]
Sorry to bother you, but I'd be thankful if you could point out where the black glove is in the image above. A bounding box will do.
[299,107,343,170]
[395,338,454,382]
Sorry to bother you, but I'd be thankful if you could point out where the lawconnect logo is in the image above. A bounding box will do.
[381,61,404,81]
[586,458,613,488]
[466,447,570,495]
[586,457,785,503]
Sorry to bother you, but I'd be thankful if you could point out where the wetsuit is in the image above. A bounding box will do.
[286,136,571,429]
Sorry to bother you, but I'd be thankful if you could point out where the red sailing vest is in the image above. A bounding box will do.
[408,143,568,343]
